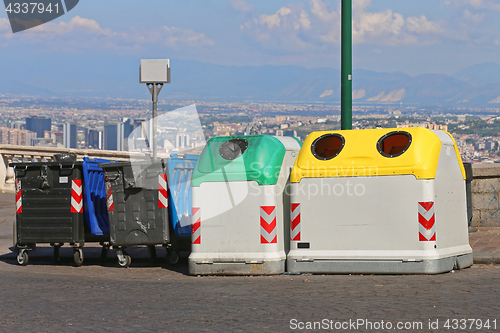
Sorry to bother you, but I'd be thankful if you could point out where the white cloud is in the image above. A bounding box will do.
[0,18,11,32]
[352,1,443,45]
[44,16,116,36]
[444,0,500,10]
[441,0,500,45]
[228,0,254,14]
[241,0,445,49]
[126,26,215,49]
[310,0,337,22]
[240,5,315,49]
[0,16,215,50]
[353,9,405,43]
[298,10,311,30]
[406,15,443,34]
[463,9,484,23]
[353,0,372,11]
[259,7,292,29]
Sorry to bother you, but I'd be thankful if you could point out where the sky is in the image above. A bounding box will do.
[0,0,499,78]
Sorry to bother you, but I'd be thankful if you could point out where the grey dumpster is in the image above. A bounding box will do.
[100,159,170,267]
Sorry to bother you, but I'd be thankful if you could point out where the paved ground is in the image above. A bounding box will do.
[0,193,499,332]
[469,228,500,264]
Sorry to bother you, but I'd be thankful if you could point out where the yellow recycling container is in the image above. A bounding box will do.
[287,127,472,274]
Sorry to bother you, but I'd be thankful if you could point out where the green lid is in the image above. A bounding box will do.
[192,135,288,186]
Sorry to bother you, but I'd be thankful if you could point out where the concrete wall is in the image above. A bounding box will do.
[469,164,500,227]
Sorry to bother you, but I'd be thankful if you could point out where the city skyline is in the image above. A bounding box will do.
[0,96,499,163]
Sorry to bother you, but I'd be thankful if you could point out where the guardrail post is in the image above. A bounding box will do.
[0,154,6,191]
[0,154,14,193]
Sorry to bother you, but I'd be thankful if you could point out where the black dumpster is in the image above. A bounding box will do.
[11,160,85,266]
[99,159,170,267]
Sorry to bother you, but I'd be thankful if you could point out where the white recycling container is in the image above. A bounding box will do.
[189,135,301,275]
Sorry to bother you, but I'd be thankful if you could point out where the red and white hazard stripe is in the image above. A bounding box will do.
[260,206,277,244]
[15,180,22,214]
[418,201,436,241]
[158,174,168,208]
[290,203,300,241]
[71,179,83,213]
[192,207,201,244]
[105,181,114,212]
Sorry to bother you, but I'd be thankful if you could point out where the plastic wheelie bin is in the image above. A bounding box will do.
[189,135,301,275]
[165,154,199,265]
[82,157,112,260]
[11,159,86,266]
[99,159,170,267]
[287,127,473,274]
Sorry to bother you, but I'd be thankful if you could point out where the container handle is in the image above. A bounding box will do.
[105,174,120,181]
[59,163,75,169]
[15,165,28,178]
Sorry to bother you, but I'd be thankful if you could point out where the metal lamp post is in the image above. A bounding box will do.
[341,0,352,130]
[140,59,170,160]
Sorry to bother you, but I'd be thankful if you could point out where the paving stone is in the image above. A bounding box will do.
[0,193,498,331]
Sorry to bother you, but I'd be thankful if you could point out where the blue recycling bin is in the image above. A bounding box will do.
[83,157,111,236]
[82,157,112,258]
[166,154,199,263]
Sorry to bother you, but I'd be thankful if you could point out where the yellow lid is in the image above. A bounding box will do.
[291,127,462,183]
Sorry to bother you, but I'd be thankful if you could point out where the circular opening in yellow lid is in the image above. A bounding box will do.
[377,131,412,158]
[311,134,345,160]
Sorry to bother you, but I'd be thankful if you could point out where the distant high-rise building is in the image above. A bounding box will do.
[175,134,190,149]
[133,119,150,150]
[88,129,103,150]
[26,116,51,138]
[0,127,36,146]
[63,122,78,149]
[0,128,8,143]
[11,121,25,130]
[140,120,152,141]
[82,127,89,145]
[123,118,133,139]
[52,131,64,146]
[104,122,124,151]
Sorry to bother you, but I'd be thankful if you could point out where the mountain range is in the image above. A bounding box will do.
[1,55,499,106]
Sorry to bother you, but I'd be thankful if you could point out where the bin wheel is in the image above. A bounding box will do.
[166,249,180,265]
[148,245,157,260]
[100,246,109,260]
[73,248,83,267]
[53,245,61,263]
[17,249,28,266]
[118,255,131,268]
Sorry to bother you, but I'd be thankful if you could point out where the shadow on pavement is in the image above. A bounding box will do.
[0,244,190,274]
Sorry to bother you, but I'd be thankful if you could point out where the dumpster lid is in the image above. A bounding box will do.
[291,127,465,182]
[192,135,300,186]
[99,159,167,190]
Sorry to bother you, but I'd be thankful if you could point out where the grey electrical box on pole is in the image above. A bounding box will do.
[140,59,170,160]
